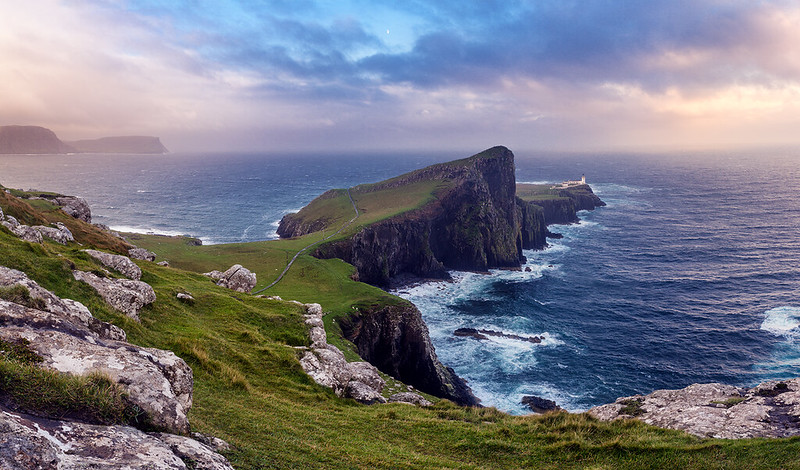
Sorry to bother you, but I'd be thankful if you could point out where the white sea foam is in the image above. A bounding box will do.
[761,306,800,338]
[108,225,188,238]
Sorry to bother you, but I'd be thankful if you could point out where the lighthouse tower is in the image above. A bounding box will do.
[581,174,586,184]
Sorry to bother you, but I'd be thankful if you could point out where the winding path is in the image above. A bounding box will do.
[254,189,359,294]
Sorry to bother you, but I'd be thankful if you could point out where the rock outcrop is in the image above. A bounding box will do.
[84,249,143,280]
[54,196,92,223]
[204,264,257,293]
[299,303,387,404]
[129,247,157,262]
[32,223,74,245]
[72,270,156,321]
[1,216,43,243]
[0,409,233,470]
[0,267,192,435]
[0,125,74,154]
[388,392,433,406]
[338,302,479,407]
[0,267,126,342]
[590,379,800,439]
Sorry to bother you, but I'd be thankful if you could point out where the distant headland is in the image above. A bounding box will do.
[0,125,168,154]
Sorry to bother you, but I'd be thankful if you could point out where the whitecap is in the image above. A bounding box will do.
[761,306,800,338]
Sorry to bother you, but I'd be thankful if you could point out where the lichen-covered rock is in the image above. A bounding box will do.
[0,325,193,434]
[151,433,235,470]
[0,409,233,469]
[54,195,92,223]
[2,221,43,243]
[589,379,800,438]
[0,265,193,436]
[299,303,387,404]
[72,270,156,321]
[0,267,126,342]
[83,249,142,280]
[158,260,170,267]
[191,432,232,453]
[129,247,157,262]
[388,392,433,406]
[205,264,256,293]
[344,381,386,405]
[32,222,74,245]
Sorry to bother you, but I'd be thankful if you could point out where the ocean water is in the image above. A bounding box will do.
[1,148,798,412]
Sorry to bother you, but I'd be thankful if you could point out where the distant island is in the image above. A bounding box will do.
[0,125,168,154]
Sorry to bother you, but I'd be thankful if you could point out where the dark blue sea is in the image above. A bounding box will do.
[1,148,798,413]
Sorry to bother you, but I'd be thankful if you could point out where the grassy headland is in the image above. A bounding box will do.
[2,183,800,469]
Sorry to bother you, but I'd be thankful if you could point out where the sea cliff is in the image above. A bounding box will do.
[279,146,605,286]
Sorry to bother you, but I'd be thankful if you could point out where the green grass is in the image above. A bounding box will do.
[516,183,571,202]
[3,189,800,469]
[283,178,452,244]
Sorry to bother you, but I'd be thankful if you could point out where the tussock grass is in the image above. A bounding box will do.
[0,338,147,427]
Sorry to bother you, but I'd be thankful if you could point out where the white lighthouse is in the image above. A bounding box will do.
[581,174,586,184]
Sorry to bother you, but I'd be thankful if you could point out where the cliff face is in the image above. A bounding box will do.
[338,302,479,406]
[67,136,169,154]
[526,185,606,226]
[0,125,74,154]
[307,146,537,286]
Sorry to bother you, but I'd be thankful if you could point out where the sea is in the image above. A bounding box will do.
[1,148,798,413]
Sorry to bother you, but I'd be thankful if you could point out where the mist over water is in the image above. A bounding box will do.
[1,148,798,412]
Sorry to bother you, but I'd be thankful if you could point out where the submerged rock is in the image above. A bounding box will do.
[590,379,800,438]
[454,327,542,344]
[521,395,562,413]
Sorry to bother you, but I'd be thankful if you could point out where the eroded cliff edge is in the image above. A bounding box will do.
[277,146,604,407]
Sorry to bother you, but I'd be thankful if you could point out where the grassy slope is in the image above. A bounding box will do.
[516,183,572,202]
[285,179,452,244]
[2,190,800,468]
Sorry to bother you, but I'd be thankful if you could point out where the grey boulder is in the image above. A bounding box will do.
[84,249,142,280]
[72,270,156,321]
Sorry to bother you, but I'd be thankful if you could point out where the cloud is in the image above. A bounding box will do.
[2,0,800,151]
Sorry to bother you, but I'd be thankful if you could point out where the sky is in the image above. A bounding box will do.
[2,0,800,153]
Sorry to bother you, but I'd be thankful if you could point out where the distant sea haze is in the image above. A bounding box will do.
[1,148,798,413]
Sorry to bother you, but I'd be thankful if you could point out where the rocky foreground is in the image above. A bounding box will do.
[590,379,800,439]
